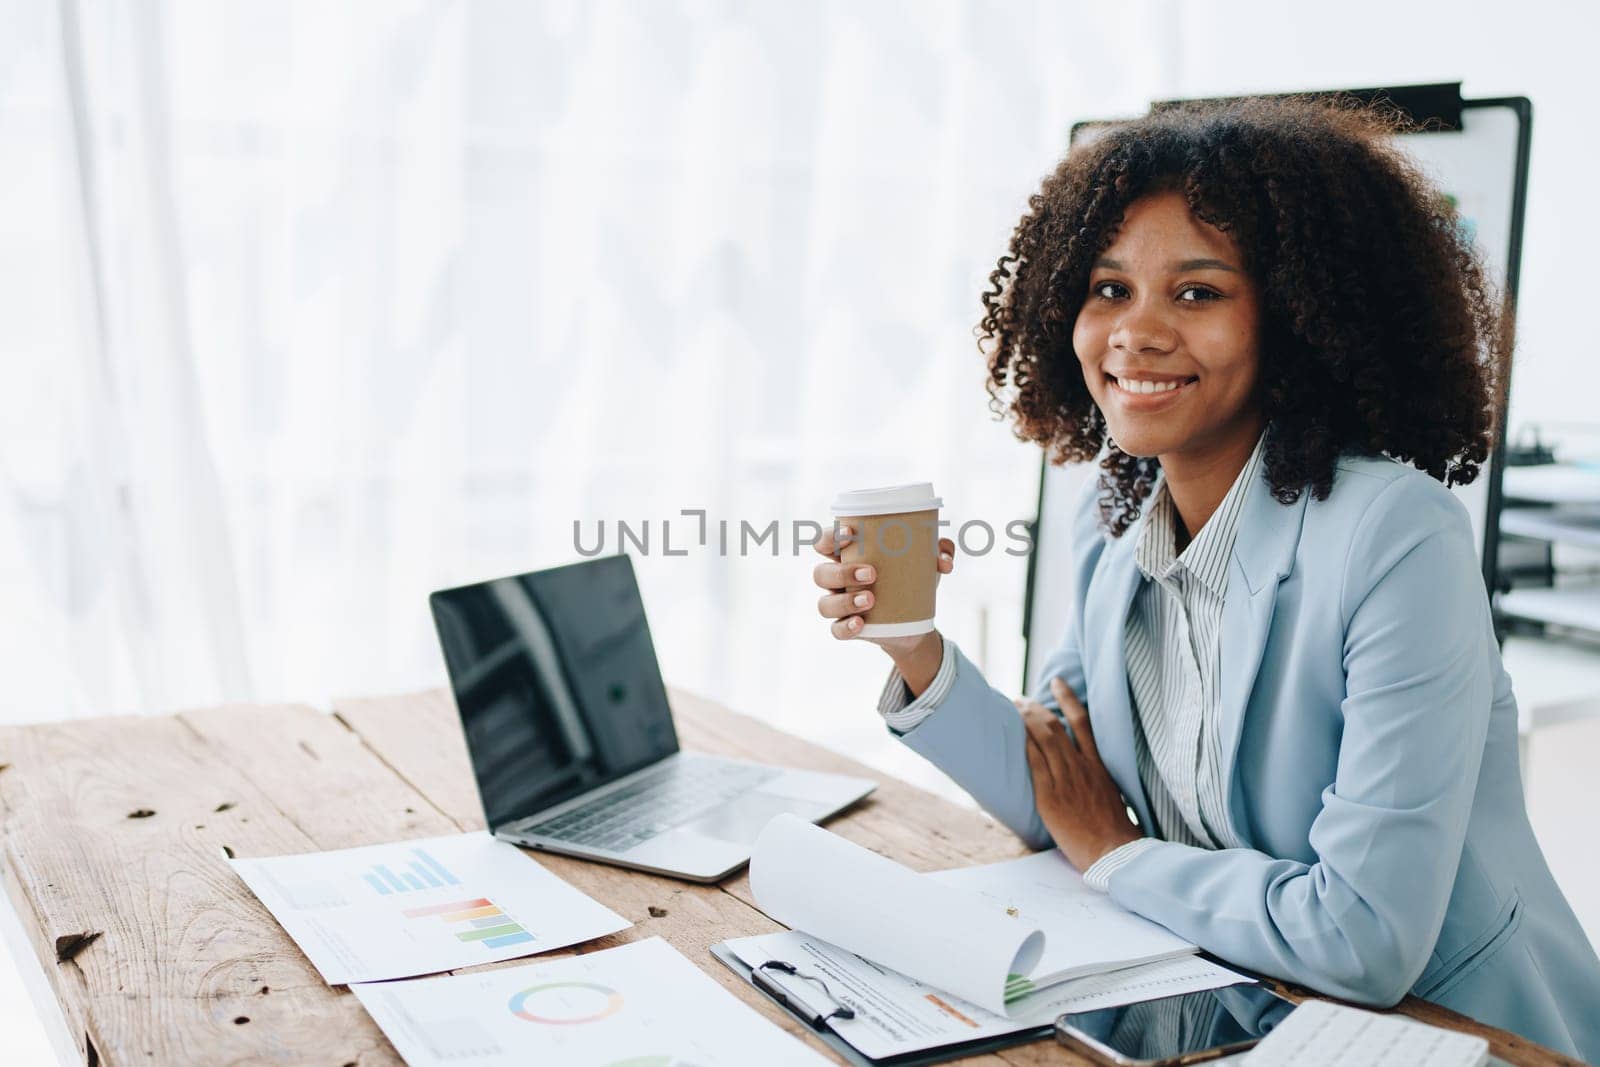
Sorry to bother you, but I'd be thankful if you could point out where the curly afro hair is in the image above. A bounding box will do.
[978,95,1509,537]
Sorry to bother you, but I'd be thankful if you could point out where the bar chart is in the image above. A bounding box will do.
[363,848,463,895]
[230,831,627,983]
[404,897,537,950]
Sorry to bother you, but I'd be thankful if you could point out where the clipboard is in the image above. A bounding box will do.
[710,941,1055,1067]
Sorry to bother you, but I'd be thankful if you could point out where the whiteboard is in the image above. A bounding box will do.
[1022,94,1531,690]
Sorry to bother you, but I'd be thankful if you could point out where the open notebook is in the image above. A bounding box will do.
[748,814,1212,1015]
[715,815,1251,1064]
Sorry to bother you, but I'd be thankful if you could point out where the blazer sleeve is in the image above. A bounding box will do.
[1099,476,1493,1007]
[893,477,1108,852]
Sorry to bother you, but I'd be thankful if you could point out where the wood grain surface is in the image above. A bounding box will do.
[0,689,1583,1066]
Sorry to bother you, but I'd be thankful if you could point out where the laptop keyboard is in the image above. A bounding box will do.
[522,760,780,852]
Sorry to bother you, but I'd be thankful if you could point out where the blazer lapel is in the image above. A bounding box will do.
[1217,470,1309,839]
[1084,513,1156,835]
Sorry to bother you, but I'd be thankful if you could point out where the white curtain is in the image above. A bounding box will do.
[0,1,1173,784]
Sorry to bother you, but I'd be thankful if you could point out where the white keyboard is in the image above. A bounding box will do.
[1244,1000,1489,1067]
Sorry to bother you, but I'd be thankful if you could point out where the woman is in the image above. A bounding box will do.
[811,98,1600,1059]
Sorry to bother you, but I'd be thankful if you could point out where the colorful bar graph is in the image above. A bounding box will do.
[402,898,491,918]
[483,931,536,948]
[456,924,524,942]
[400,897,536,952]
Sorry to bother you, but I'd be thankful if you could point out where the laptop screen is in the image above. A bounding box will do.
[429,554,681,830]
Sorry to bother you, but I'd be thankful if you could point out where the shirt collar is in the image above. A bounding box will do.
[1134,432,1267,597]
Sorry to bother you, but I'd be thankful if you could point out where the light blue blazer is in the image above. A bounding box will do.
[897,454,1600,1060]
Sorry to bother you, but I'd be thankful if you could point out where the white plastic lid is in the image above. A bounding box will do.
[829,482,942,517]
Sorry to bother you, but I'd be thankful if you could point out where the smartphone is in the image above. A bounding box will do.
[1053,986,1293,1066]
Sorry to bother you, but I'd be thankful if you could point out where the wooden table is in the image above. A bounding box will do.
[0,688,1581,1066]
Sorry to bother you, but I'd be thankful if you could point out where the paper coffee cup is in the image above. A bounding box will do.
[829,483,943,638]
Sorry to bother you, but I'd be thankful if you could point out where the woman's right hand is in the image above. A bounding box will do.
[811,522,955,657]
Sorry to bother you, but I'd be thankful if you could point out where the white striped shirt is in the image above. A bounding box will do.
[879,433,1266,890]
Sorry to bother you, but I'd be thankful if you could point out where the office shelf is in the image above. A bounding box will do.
[1500,507,1600,550]
[1501,464,1600,505]
[1498,585,1600,634]
[1495,465,1600,744]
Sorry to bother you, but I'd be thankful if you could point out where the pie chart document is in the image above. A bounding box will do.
[351,936,832,1066]
[229,831,629,984]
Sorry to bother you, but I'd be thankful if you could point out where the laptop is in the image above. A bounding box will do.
[429,553,876,883]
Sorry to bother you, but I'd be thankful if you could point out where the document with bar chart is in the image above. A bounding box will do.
[229,831,629,984]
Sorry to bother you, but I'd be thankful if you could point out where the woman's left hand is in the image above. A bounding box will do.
[1016,677,1143,872]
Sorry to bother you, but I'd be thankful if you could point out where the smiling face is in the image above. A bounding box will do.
[1072,190,1264,463]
